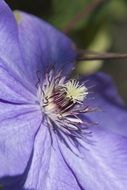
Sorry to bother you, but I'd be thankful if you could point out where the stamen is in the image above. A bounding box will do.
[37,70,93,147]
[64,79,88,103]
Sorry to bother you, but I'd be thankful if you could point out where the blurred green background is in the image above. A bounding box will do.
[5,0,127,102]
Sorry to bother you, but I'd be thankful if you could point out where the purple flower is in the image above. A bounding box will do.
[1,1,127,190]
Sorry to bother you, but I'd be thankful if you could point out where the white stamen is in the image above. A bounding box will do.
[37,70,89,134]
[64,79,88,103]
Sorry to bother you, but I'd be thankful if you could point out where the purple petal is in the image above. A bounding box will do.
[0,103,42,186]
[0,58,37,104]
[15,11,76,83]
[0,1,23,74]
[23,126,51,190]
[0,1,36,88]
[84,72,127,137]
[58,126,127,190]
[0,0,19,63]
[0,1,76,86]
[23,127,82,190]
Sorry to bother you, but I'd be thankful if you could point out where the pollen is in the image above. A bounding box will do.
[64,80,88,103]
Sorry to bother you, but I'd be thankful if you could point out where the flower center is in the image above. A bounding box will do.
[37,70,90,136]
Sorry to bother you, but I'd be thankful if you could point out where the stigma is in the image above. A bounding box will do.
[37,70,90,136]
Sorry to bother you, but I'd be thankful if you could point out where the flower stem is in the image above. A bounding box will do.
[77,50,127,61]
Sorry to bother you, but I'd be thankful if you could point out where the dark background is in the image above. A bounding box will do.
[5,0,127,102]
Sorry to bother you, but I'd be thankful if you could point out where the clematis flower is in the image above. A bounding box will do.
[1,1,127,190]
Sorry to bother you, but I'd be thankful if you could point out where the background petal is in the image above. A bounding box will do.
[0,103,42,187]
[58,126,127,190]
[84,72,127,137]
[15,11,76,84]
